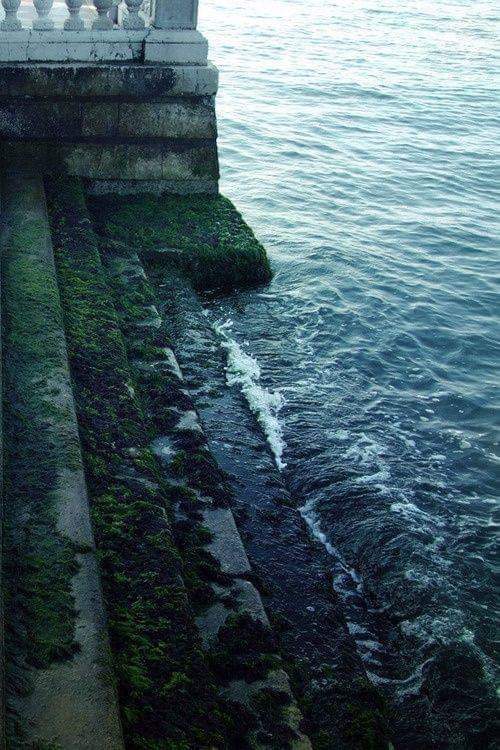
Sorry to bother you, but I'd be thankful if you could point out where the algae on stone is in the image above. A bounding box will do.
[47,175,231,749]
[88,193,272,292]
[1,180,82,745]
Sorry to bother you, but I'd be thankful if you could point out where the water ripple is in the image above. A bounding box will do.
[200,0,499,745]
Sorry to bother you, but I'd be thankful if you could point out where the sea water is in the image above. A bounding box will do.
[200,1,499,745]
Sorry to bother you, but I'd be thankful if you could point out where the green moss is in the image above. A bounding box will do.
[171,450,188,475]
[1,184,82,744]
[47,175,269,750]
[208,614,281,684]
[98,249,235,613]
[344,706,388,750]
[88,193,272,292]
[301,673,391,750]
[251,687,292,718]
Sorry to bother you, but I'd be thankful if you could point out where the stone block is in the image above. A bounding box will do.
[1,141,49,167]
[81,103,120,138]
[0,63,112,98]
[84,177,218,195]
[58,143,165,180]
[144,28,208,64]
[201,507,252,576]
[161,142,219,182]
[0,61,218,99]
[0,29,145,63]
[118,98,216,139]
[0,101,81,139]
[153,0,198,30]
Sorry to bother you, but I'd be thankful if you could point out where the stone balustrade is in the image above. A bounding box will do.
[0,0,206,62]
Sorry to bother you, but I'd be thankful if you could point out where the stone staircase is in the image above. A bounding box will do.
[0,166,124,748]
[0,166,311,749]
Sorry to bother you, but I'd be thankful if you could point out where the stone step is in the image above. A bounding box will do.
[0,164,124,749]
[45,174,229,748]
[98,241,312,750]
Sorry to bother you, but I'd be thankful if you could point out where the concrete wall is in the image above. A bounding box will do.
[0,61,219,194]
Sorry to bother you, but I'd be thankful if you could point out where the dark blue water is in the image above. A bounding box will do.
[199,0,499,739]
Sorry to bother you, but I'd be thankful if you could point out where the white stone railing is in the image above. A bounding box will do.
[0,0,206,62]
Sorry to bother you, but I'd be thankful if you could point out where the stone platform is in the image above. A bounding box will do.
[0,60,219,194]
[0,0,218,194]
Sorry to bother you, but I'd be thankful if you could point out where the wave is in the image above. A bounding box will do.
[213,319,287,470]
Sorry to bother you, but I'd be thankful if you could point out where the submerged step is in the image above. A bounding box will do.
[0,166,123,748]
[97,241,312,750]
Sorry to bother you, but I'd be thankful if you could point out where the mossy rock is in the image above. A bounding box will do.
[46,174,274,749]
[88,193,272,292]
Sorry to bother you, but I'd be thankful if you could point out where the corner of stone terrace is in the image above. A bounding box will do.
[0,0,220,194]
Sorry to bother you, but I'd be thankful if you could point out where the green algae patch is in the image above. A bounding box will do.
[46,175,252,749]
[1,175,81,744]
[208,613,281,684]
[97,234,312,749]
[298,673,390,750]
[87,193,272,292]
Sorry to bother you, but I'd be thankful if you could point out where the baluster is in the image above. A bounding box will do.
[123,0,144,29]
[64,0,84,29]
[33,0,55,29]
[92,0,113,29]
[1,0,22,30]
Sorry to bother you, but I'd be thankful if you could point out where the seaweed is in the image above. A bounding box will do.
[46,175,233,749]
[87,193,272,292]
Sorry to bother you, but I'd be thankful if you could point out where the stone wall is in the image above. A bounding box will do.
[0,61,219,194]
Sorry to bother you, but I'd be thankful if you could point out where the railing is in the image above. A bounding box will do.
[0,0,197,31]
[0,0,205,62]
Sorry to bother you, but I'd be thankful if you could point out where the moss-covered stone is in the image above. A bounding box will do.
[46,175,235,749]
[1,177,83,745]
[87,193,272,292]
[95,228,313,749]
[298,673,390,750]
[208,613,281,684]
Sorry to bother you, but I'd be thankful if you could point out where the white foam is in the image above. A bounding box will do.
[298,495,388,682]
[400,612,475,647]
[355,468,391,484]
[213,319,287,470]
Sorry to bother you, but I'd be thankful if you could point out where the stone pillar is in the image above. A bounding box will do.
[153,0,198,29]
[145,0,207,65]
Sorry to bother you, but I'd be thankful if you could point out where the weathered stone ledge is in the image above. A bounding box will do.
[0,61,219,98]
[0,165,123,748]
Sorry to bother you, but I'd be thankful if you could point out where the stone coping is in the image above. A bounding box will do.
[0,60,219,97]
[0,27,208,63]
